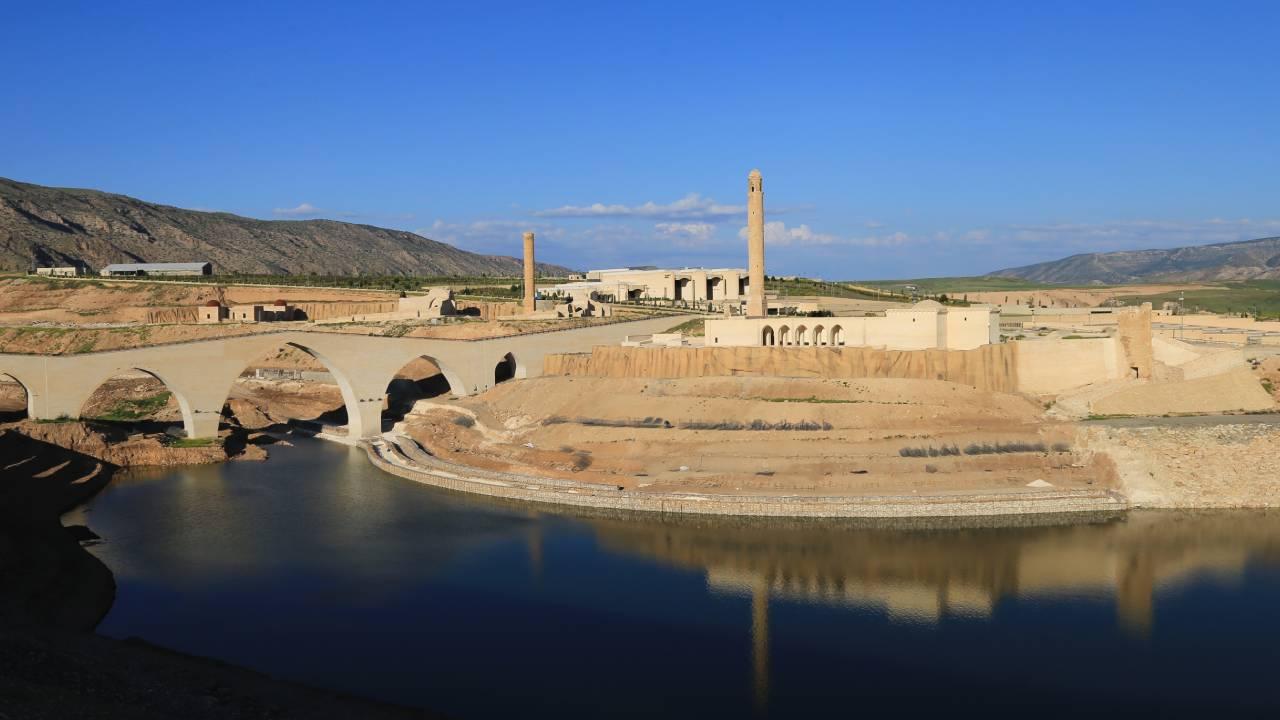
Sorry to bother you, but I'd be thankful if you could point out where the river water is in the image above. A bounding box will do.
[68,437,1280,718]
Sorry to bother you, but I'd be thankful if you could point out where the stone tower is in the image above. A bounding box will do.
[746,169,767,318]
[522,231,536,314]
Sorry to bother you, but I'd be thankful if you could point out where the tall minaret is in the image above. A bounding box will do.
[522,231,536,314]
[746,169,767,318]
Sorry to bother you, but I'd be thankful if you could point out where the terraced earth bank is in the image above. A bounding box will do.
[397,376,1111,498]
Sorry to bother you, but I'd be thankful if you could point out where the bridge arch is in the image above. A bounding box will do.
[0,373,30,420]
[243,338,474,439]
[495,352,518,385]
[78,367,195,436]
[382,354,458,429]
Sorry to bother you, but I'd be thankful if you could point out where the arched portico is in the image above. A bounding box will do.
[813,325,826,346]
[762,326,775,346]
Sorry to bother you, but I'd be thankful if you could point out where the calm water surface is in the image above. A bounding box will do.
[67,438,1280,718]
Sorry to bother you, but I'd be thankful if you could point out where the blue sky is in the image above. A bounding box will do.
[4,1,1278,278]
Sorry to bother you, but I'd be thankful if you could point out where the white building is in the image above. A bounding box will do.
[552,267,749,303]
[703,300,1000,350]
[100,262,212,277]
[34,266,81,277]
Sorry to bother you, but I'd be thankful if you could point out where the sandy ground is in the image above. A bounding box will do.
[1085,419,1280,508]
[0,277,399,325]
[1253,356,1280,403]
[399,376,1108,498]
[0,281,677,357]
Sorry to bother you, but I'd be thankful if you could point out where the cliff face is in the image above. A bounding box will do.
[0,177,574,277]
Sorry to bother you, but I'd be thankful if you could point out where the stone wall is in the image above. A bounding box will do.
[146,300,398,324]
[145,306,199,324]
[543,344,1021,392]
[1013,337,1122,395]
[1116,304,1154,379]
[295,300,398,321]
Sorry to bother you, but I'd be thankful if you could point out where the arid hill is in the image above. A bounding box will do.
[0,177,573,276]
[990,236,1280,284]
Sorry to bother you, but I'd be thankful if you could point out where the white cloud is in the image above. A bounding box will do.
[737,221,910,248]
[419,219,566,251]
[534,193,744,221]
[655,222,716,247]
[272,202,321,217]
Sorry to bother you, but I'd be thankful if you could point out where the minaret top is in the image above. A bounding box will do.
[748,169,762,180]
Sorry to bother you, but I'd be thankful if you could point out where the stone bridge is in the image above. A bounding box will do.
[0,315,681,440]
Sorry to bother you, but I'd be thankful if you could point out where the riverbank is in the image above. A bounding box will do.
[368,433,1127,518]
[0,627,446,719]
[0,430,447,719]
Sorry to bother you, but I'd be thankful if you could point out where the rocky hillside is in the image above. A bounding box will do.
[0,178,572,276]
[989,236,1280,284]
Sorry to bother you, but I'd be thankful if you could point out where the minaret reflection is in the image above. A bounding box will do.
[751,576,770,715]
[526,515,544,582]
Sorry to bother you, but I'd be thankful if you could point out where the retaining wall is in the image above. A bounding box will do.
[543,344,1021,392]
[365,439,1127,518]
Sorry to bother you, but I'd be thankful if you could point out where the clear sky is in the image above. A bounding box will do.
[4,1,1278,278]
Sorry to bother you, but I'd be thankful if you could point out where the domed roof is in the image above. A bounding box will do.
[912,299,944,309]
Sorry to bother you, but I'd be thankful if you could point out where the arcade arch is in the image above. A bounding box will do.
[383,355,454,428]
[78,368,186,432]
[495,352,518,385]
[0,374,28,421]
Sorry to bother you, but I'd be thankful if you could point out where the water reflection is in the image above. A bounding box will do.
[70,439,1280,718]
[588,511,1280,630]
[583,509,1280,709]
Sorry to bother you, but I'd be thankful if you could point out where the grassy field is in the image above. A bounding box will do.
[1122,281,1280,319]
[766,277,909,301]
[854,276,1058,294]
[664,318,706,336]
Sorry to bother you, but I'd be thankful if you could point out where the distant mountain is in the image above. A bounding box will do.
[989,236,1280,284]
[0,178,573,277]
